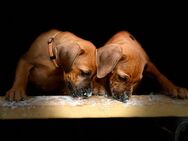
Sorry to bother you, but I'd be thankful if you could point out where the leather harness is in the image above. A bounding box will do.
[48,32,60,68]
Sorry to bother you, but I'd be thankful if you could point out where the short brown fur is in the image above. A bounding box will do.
[93,31,188,102]
[6,29,96,101]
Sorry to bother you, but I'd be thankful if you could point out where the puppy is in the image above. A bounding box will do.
[6,29,96,101]
[92,31,188,102]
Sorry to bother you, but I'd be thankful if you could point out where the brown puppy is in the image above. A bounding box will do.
[6,29,96,101]
[92,31,188,102]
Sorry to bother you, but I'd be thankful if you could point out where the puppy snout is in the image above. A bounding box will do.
[66,81,77,97]
[67,81,74,90]
[72,88,92,98]
[79,88,92,98]
[112,91,131,103]
[121,92,130,102]
[66,81,92,98]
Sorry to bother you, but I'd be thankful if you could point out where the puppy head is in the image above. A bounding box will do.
[58,41,96,97]
[96,44,146,102]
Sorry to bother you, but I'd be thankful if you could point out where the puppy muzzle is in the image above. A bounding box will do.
[112,91,130,103]
[66,81,92,98]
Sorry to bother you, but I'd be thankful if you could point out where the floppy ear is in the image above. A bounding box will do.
[97,44,123,78]
[59,42,84,72]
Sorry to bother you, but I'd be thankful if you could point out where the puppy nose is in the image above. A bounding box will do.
[120,92,129,103]
[80,88,92,98]
[113,92,130,103]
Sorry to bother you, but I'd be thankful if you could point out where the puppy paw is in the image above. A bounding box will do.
[5,88,27,101]
[165,86,188,99]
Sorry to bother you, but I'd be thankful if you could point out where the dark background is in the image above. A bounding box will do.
[0,118,183,141]
[1,1,187,95]
[0,2,188,141]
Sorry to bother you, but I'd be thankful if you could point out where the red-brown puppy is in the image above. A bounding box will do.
[6,29,96,101]
[92,31,188,102]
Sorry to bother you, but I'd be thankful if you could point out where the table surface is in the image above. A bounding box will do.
[0,95,188,119]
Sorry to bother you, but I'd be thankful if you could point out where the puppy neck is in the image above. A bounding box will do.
[48,32,61,68]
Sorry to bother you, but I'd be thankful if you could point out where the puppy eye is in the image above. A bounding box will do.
[80,70,91,77]
[118,75,129,82]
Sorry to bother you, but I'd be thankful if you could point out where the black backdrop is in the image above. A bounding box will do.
[1,2,188,94]
[0,2,188,141]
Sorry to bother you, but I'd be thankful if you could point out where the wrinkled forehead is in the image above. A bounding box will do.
[74,49,96,70]
[116,59,145,79]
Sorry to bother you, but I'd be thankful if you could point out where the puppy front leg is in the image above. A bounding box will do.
[145,61,188,98]
[6,58,33,101]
